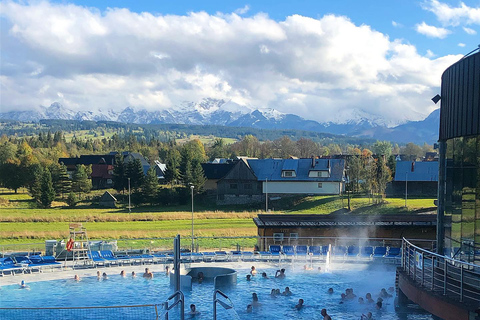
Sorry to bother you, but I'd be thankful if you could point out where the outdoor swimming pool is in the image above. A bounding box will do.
[0,262,433,319]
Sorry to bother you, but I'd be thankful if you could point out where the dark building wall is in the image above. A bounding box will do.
[438,51,480,262]
[217,160,261,197]
[386,181,438,197]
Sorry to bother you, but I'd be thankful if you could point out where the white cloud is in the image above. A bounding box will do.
[415,21,451,38]
[234,5,250,15]
[0,1,462,125]
[392,20,403,28]
[422,0,480,26]
[458,42,466,47]
[463,26,477,34]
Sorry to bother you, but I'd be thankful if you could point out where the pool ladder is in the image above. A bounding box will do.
[213,289,239,320]
[161,290,185,320]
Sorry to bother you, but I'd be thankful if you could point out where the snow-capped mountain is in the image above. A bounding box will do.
[0,99,440,144]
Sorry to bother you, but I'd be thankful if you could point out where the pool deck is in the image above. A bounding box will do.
[0,261,282,286]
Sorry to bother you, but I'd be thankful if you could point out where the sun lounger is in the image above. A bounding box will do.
[230,251,241,261]
[333,246,347,259]
[347,246,359,258]
[100,251,120,265]
[296,245,308,257]
[269,245,281,256]
[0,257,25,276]
[203,252,216,262]
[282,246,295,256]
[360,246,374,259]
[385,247,401,262]
[241,251,255,261]
[214,251,228,261]
[87,251,109,267]
[373,246,387,258]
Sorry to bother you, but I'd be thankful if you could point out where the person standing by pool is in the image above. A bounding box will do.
[321,308,332,320]
[165,266,170,275]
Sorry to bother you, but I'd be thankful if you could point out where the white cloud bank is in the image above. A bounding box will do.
[422,0,480,27]
[415,21,451,38]
[0,1,461,125]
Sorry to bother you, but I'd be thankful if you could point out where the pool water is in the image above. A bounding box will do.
[0,263,433,320]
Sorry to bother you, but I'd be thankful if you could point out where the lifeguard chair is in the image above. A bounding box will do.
[65,223,94,269]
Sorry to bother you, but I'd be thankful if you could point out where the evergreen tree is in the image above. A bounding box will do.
[50,163,71,197]
[164,148,181,185]
[183,161,193,186]
[72,164,92,194]
[67,192,77,207]
[1,162,24,193]
[126,158,144,191]
[40,168,55,208]
[113,154,126,192]
[142,166,159,204]
[28,164,43,202]
[190,161,206,192]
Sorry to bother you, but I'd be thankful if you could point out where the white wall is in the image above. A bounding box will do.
[262,181,342,194]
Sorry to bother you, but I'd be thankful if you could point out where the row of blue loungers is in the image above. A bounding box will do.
[259,245,402,262]
[0,255,61,276]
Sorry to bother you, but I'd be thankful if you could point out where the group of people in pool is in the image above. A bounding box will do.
[71,267,159,282]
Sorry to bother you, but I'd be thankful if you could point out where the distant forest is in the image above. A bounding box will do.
[0,119,374,145]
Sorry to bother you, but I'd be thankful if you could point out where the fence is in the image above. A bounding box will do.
[0,304,162,320]
[401,237,480,307]
[1,236,437,257]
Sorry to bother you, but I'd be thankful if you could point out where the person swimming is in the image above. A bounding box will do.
[358,297,364,304]
[303,264,313,270]
[120,270,126,277]
[365,293,374,303]
[131,271,136,278]
[361,312,374,320]
[246,304,253,313]
[321,308,332,320]
[379,288,392,299]
[188,304,200,317]
[197,272,204,283]
[275,268,286,278]
[327,288,334,294]
[250,266,257,275]
[74,274,80,281]
[261,272,268,279]
[282,287,292,296]
[97,271,101,280]
[275,288,281,296]
[376,300,383,309]
[102,272,108,279]
[295,299,304,310]
[19,280,27,289]
[143,268,153,278]
[246,274,251,281]
[165,266,170,275]
[270,289,276,297]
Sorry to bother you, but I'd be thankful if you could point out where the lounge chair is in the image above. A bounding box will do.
[87,251,109,267]
[385,247,401,262]
[373,246,387,258]
[308,246,322,257]
[360,246,374,259]
[0,257,25,275]
[282,246,295,257]
[100,251,120,265]
[27,255,61,272]
[203,252,216,262]
[214,251,228,261]
[333,246,347,259]
[230,251,241,261]
[241,251,255,261]
[296,245,308,257]
[347,246,359,258]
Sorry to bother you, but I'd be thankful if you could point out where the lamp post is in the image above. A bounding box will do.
[190,185,194,253]
[128,177,131,213]
[265,178,268,212]
[405,172,408,208]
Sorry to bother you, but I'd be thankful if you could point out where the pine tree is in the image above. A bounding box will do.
[183,160,193,186]
[50,163,71,197]
[190,161,206,192]
[113,154,126,192]
[164,148,181,185]
[126,158,144,192]
[72,164,92,194]
[40,168,55,208]
[28,164,43,202]
[142,166,159,204]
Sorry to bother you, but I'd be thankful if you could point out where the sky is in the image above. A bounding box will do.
[1,0,479,125]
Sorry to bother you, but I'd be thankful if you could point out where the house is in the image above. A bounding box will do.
[58,155,116,189]
[201,160,237,191]
[99,191,117,208]
[216,159,262,204]
[387,161,438,197]
[247,158,346,195]
[153,160,167,181]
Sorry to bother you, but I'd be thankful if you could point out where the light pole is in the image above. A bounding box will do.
[128,177,131,213]
[190,185,194,253]
[265,178,268,212]
[405,172,408,208]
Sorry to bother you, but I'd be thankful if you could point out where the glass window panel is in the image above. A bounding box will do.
[463,137,476,167]
[453,137,463,167]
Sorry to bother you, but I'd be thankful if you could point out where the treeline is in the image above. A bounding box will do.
[0,130,434,208]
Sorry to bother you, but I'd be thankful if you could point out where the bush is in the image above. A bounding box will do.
[66,192,77,207]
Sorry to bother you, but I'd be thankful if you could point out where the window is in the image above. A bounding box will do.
[230,183,238,189]
[107,179,113,185]
[318,183,323,188]
[244,183,252,189]
[273,233,284,242]
[282,170,296,177]
[108,170,113,175]
[290,233,299,240]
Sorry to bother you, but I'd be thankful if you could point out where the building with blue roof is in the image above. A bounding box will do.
[387,161,438,196]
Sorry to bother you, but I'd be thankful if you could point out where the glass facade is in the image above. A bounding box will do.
[444,135,480,263]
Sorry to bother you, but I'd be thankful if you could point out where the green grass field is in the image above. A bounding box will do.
[0,189,436,250]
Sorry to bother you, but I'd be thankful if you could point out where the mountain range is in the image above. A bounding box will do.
[0,99,439,144]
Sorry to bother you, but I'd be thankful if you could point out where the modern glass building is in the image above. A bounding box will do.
[437,49,480,264]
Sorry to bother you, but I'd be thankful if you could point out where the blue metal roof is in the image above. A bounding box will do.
[247,158,345,182]
[394,161,438,182]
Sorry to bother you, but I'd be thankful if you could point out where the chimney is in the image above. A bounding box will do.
[327,159,330,169]
[411,161,415,172]
[311,156,315,168]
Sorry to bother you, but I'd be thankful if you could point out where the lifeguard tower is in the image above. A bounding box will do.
[65,223,94,269]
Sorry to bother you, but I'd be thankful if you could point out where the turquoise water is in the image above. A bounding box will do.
[0,263,433,319]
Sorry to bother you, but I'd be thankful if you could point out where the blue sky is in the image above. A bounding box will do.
[1,0,479,125]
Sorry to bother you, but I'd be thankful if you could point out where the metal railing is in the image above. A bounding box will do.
[401,238,480,307]
[213,289,239,320]
[162,291,184,320]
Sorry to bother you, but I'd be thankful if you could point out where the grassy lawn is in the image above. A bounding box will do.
[0,189,436,249]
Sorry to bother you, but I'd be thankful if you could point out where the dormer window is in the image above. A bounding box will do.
[308,170,330,178]
[282,170,296,177]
